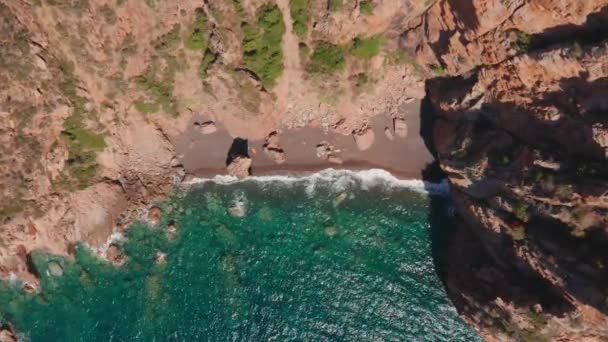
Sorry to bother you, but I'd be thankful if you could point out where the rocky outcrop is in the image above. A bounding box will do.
[263,131,286,164]
[353,125,375,151]
[226,156,252,178]
[426,27,608,342]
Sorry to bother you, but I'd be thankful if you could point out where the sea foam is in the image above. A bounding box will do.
[184,168,450,197]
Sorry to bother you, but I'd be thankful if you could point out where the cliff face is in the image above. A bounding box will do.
[421,0,608,340]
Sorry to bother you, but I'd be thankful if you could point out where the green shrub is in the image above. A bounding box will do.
[355,73,369,87]
[512,202,529,222]
[185,8,208,50]
[351,35,383,58]
[134,100,160,113]
[431,63,446,75]
[290,0,310,38]
[329,0,343,11]
[309,42,345,74]
[360,0,374,15]
[510,224,526,241]
[100,4,117,25]
[511,30,532,52]
[134,73,178,117]
[242,4,285,87]
[153,24,181,53]
[57,63,107,190]
[199,49,217,77]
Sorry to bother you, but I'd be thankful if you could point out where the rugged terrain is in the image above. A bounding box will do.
[0,0,607,340]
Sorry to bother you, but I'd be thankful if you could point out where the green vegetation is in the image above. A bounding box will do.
[355,73,369,87]
[431,63,446,76]
[329,0,343,11]
[242,4,285,87]
[199,49,217,77]
[183,8,216,79]
[134,100,160,113]
[152,24,181,53]
[510,224,526,241]
[309,42,345,74]
[232,0,246,17]
[512,202,529,222]
[134,68,178,117]
[359,0,374,15]
[350,35,383,58]
[56,61,106,191]
[511,30,532,52]
[290,0,310,38]
[100,4,117,25]
[185,8,208,50]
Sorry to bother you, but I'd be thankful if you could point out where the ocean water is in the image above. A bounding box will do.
[0,170,480,341]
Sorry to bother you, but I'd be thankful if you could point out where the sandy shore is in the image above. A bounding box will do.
[174,100,434,180]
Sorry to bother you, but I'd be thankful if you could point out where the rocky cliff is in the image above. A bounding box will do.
[420,0,608,340]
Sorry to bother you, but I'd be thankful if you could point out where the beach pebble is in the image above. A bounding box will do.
[394,118,408,138]
[384,127,394,140]
[353,127,375,151]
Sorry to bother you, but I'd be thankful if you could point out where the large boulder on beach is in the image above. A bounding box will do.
[227,156,252,178]
[394,118,408,138]
[263,131,286,164]
[194,120,217,134]
[353,127,375,151]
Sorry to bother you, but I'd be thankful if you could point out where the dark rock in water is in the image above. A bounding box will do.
[147,207,162,225]
[106,244,124,264]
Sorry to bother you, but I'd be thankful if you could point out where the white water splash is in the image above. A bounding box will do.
[183,168,450,196]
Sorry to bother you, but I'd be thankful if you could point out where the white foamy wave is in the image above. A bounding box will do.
[184,168,450,196]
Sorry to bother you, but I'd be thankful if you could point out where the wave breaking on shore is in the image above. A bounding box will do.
[184,168,450,196]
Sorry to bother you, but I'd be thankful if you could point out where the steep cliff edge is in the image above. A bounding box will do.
[420,1,608,340]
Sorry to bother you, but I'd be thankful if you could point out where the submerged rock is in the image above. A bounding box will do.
[147,207,162,225]
[47,261,63,277]
[384,127,394,140]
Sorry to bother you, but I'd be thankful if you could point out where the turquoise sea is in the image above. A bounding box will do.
[0,170,479,341]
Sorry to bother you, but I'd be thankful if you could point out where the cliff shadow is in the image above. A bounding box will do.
[225,138,249,166]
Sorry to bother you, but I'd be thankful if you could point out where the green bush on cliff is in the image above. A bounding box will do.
[359,0,374,15]
[350,35,383,58]
[309,42,345,74]
[329,0,343,11]
[185,8,208,51]
[290,0,310,38]
[242,4,285,87]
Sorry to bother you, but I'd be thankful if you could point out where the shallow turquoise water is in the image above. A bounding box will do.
[0,171,479,341]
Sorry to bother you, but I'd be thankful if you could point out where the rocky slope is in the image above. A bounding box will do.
[420,0,608,340]
[0,0,607,340]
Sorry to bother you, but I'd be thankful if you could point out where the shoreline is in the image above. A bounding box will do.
[186,159,428,181]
